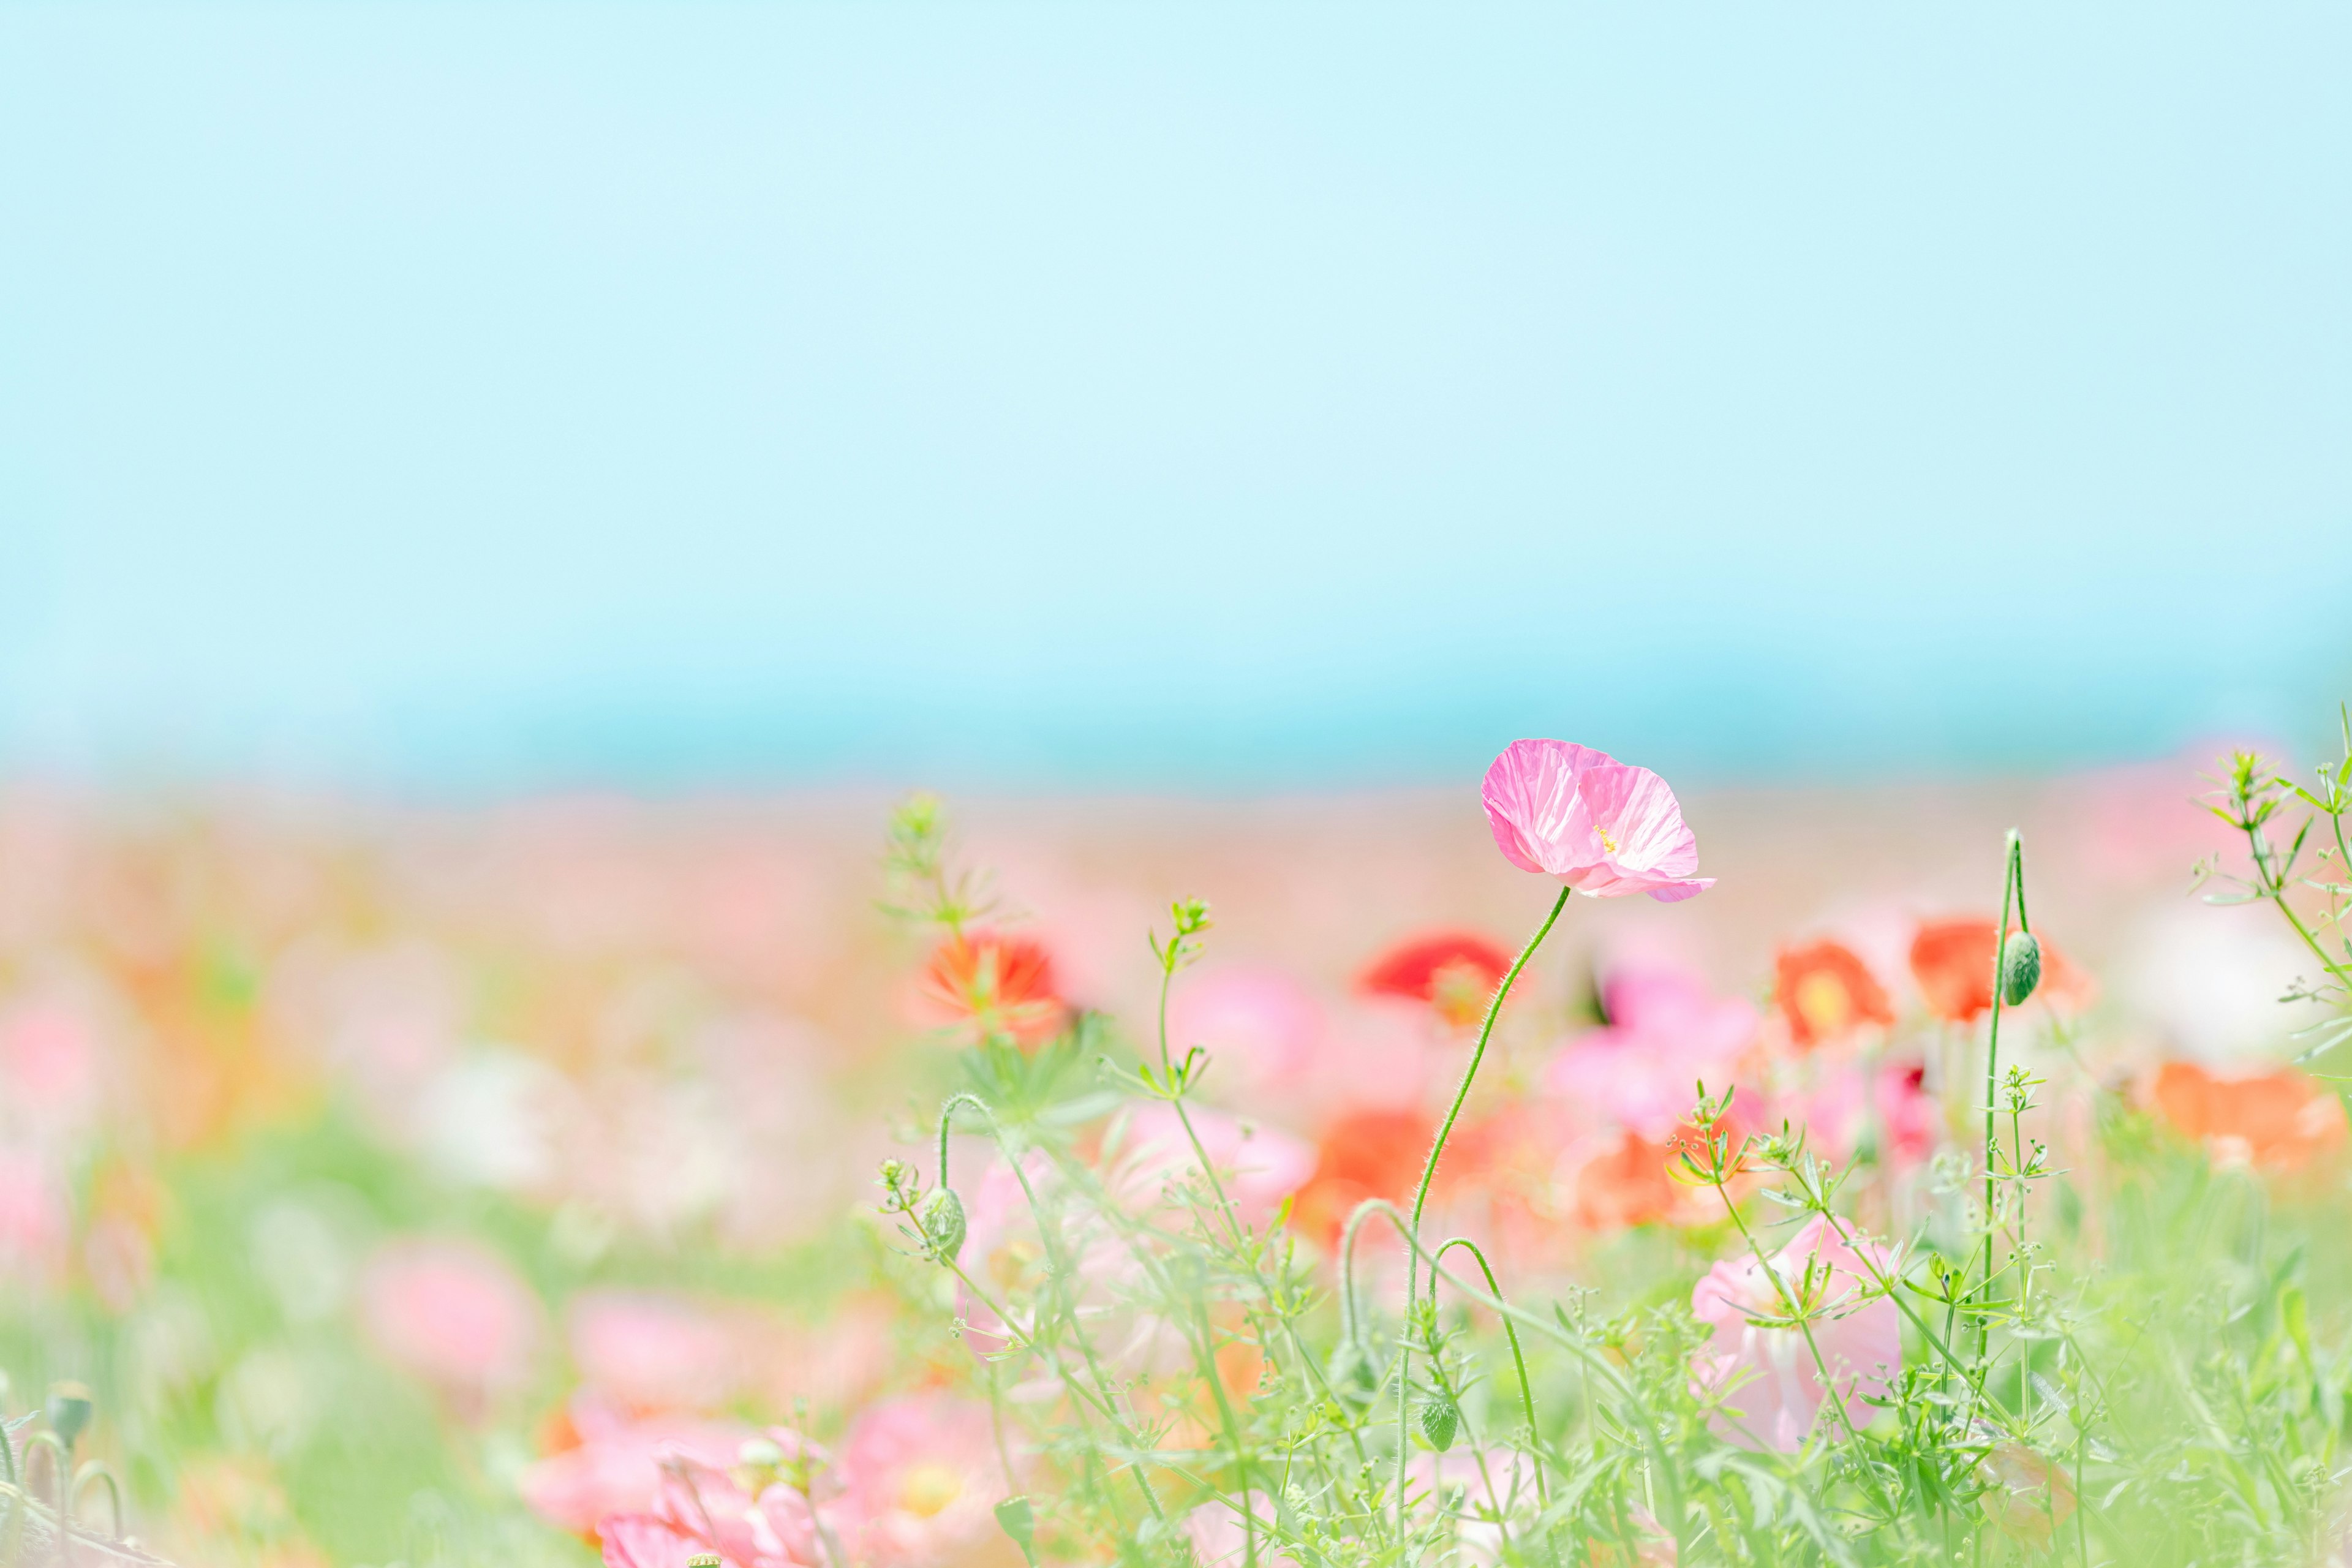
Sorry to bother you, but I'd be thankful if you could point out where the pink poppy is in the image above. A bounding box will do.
[1545,966,1757,1140]
[521,1401,758,1534]
[1167,967,1325,1096]
[1482,741,1713,902]
[358,1237,542,1401]
[596,1444,832,1568]
[1185,1491,1297,1568]
[1691,1216,1899,1452]
[834,1395,1009,1568]
[1112,1103,1314,1230]
[1773,1062,1940,1172]
[569,1290,739,1414]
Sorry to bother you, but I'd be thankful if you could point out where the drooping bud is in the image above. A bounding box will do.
[922,1187,968,1264]
[45,1382,94,1449]
[1999,931,2041,1008]
[1419,1398,1460,1452]
[995,1496,1039,1567]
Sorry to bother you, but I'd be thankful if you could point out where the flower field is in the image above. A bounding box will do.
[1,728,2348,1567]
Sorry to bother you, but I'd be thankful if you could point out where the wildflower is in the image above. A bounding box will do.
[1357,931,1513,1025]
[357,1236,542,1404]
[1545,965,1758,1140]
[1977,1440,2077,1545]
[1481,739,1713,902]
[1111,1102,1314,1230]
[1771,941,1892,1049]
[1691,1215,1899,1452]
[2147,1061,2347,1172]
[1289,1108,1431,1248]
[520,1401,758,1536]
[1909,919,2087,1023]
[1184,1491,1297,1568]
[918,932,1063,1048]
[595,1439,832,1568]
[568,1291,741,1415]
[834,1395,1009,1568]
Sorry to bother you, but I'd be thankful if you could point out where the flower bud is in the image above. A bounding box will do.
[1419,1398,1460,1452]
[922,1187,968,1264]
[1999,931,2041,1008]
[45,1382,94,1449]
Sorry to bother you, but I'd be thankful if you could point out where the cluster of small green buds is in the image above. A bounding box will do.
[1151,897,1214,974]
[2000,930,2041,1008]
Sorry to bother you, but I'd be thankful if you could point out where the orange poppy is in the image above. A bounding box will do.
[1357,931,1513,1027]
[1569,1129,1684,1231]
[1773,940,1893,1047]
[1289,1108,1430,1248]
[918,930,1064,1047]
[1909,919,2087,1024]
[2147,1061,2346,1172]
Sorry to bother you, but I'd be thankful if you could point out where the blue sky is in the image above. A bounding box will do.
[3,3,2346,791]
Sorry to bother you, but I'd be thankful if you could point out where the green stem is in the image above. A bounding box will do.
[1980,834,2024,1365]
[1397,885,1572,1535]
[1433,1237,1548,1508]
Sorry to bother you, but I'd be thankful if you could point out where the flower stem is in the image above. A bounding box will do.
[1396,884,1571,1536]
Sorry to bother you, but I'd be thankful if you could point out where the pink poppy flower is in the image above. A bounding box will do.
[596,1443,832,1568]
[1482,741,1713,902]
[1112,1103,1314,1230]
[1691,1216,1899,1452]
[358,1237,542,1402]
[569,1290,739,1414]
[1167,967,1325,1096]
[1545,965,1757,1140]
[520,1401,758,1534]
[1775,1062,1940,1172]
[834,1395,1009,1568]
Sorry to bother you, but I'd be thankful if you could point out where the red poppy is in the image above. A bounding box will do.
[1356,931,1513,1027]
[918,930,1063,1047]
[2148,1061,2346,1172]
[1774,940,1893,1048]
[1289,1108,1430,1248]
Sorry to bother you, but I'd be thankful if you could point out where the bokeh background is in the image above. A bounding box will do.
[2,5,2350,1564]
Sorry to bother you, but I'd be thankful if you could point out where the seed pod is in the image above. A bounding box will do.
[922,1187,968,1264]
[45,1382,94,1449]
[1420,1398,1460,1452]
[1999,930,2041,1008]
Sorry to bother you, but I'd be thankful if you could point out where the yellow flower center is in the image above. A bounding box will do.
[1595,827,1618,854]
[898,1462,965,1519]
[1795,973,1852,1035]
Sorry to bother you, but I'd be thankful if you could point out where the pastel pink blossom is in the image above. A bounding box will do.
[1691,1215,1899,1452]
[1774,1062,1940,1171]
[834,1395,1009,1568]
[1184,1491,1296,1568]
[595,1442,832,1568]
[520,1401,756,1534]
[1113,1103,1315,1229]
[1167,967,1325,1095]
[570,1290,739,1414]
[1482,740,1713,902]
[0,1148,69,1282]
[358,1236,543,1400]
[1545,965,1758,1140]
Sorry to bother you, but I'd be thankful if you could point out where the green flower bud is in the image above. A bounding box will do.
[1420,1398,1460,1452]
[1999,931,2041,1008]
[923,1187,968,1264]
[45,1382,93,1449]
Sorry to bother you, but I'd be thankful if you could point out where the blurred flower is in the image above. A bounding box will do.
[1356,931,1512,1026]
[1481,740,1713,903]
[0,1147,69,1283]
[570,1291,740,1415]
[1112,1103,1313,1230]
[1564,1129,1686,1231]
[1545,966,1757,1140]
[835,1395,1012,1568]
[357,1237,542,1404]
[1691,1215,1898,1452]
[2146,1061,2347,1172]
[1909,919,2089,1024]
[1412,1450,1545,1566]
[1167,967,1325,1095]
[1772,941,1891,1049]
[1774,1062,1940,1172]
[521,1401,758,1536]
[919,932,1063,1048]
[1184,1491,1294,1568]
[1977,1439,2077,1545]
[1289,1108,1429,1248]
[597,1444,831,1568]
